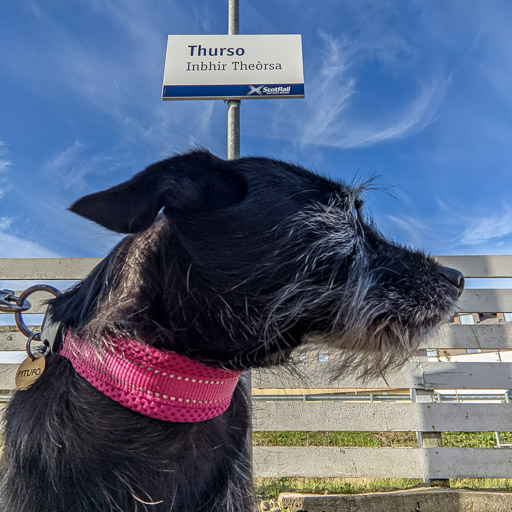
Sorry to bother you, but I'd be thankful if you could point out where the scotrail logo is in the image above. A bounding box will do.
[247,85,291,96]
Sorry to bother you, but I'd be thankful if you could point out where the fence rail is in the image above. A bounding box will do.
[2,256,512,482]
[253,402,512,432]
[253,447,512,479]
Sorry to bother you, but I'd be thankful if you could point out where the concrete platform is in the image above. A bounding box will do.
[278,488,512,512]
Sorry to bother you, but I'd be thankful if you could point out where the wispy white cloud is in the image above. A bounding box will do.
[458,207,512,246]
[435,198,512,250]
[0,139,11,199]
[336,79,448,148]
[296,33,356,147]
[0,217,13,231]
[0,140,62,258]
[0,231,60,258]
[278,32,450,150]
[384,199,512,256]
[0,140,10,172]
[42,140,84,173]
[41,141,119,192]
[385,214,436,248]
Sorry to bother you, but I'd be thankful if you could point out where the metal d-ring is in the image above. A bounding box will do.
[15,285,62,339]
[25,332,44,361]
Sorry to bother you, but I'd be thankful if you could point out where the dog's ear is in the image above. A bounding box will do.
[69,151,246,233]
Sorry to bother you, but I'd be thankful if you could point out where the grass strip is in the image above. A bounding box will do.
[254,477,512,500]
[253,431,512,448]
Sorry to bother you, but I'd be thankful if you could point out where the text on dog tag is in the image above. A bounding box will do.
[15,355,46,391]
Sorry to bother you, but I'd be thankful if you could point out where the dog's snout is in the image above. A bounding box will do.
[438,266,464,296]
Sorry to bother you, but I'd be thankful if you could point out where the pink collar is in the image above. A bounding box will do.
[60,331,242,422]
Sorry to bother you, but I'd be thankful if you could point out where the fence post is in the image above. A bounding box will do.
[411,388,450,487]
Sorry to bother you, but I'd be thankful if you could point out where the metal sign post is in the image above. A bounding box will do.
[227,0,240,159]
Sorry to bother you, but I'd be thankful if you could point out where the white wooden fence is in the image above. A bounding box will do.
[1,256,512,482]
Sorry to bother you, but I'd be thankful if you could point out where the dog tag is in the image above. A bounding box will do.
[15,354,46,391]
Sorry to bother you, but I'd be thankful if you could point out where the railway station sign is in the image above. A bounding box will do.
[162,34,304,100]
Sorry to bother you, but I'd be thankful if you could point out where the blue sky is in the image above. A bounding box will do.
[1,0,512,260]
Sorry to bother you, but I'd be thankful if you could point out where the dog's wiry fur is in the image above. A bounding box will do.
[0,151,463,511]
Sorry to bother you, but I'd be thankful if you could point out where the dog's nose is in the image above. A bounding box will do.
[438,266,465,297]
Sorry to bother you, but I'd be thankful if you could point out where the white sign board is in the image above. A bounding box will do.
[162,35,304,100]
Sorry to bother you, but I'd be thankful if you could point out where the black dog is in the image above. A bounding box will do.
[1,151,463,511]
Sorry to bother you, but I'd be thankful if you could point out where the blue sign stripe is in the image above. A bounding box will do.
[162,84,305,99]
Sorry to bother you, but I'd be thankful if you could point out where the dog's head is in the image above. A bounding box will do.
[68,151,463,373]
